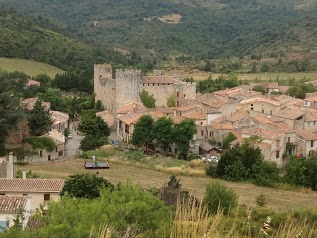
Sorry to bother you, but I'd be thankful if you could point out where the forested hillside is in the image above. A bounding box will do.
[1,0,317,58]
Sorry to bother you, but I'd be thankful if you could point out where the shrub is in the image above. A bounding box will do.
[23,136,55,151]
[125,150,144,161]
[256,194,267,207]
[253,161,280,187]
[202,181,238,215]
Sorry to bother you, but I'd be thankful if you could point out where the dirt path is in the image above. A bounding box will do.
[21,159,317,211]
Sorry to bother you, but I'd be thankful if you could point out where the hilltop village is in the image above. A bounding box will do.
[95,64,317,168]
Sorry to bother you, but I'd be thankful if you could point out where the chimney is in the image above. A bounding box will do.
[22,170,27,179]
[7,152,14,179]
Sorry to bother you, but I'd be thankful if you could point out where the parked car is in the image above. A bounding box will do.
[207,156,220,163]
[67,134,73,139]
[112,140,119,146]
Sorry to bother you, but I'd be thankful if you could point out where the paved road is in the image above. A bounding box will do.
[64,124,84,156]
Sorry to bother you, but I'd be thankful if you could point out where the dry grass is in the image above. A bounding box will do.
[20,159,317,211]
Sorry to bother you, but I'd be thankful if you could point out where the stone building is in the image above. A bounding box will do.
[94,64,196,113]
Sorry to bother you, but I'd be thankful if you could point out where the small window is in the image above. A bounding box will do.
[0,193,5,195]
[311,140,314,147]
[276,151,280,158]
[148,84,150,86]
[270,110,273,115]
[175,149,177,153]
[177,92,179,97]
[251,107,254,111]
[153,84,154,86]
[40,151,43,157]
[315,121,316,125]
[44,194,50,201]
[169,147,172,152]
[251,104,254,106]
[200,122,203,125]
[23,193,28,196]
[201,130,204,136]
[262,109,264,113]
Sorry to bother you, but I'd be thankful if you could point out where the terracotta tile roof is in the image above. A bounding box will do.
[273,108,305,120]
[174,105,196,112]
[270,122,293,133]
[0,179,64,192]
[118,113,143,125]
[116,102,147,114]
[20,97,51,110]
[224,111,249,122]
[252,115,273,124]
[262,82,278,89]
[152,107,174,114]
[240,97,281,107]
[44,129,65,145]
[304,111,317,122]
[183,111,207,120]
[305,96,317,102]
[171,116,184,124]
[148,111,166,119]
[142,76,175,84]
[26,79,41,87]
[213,85,252,97]
[242,127,283,140]
[27,216,42,229]
[201,97,230,109]
[51,111,69,125]
[297,129,317,141]
[0,196,28,213]
[210,122,234,130]
[278,86,289,93]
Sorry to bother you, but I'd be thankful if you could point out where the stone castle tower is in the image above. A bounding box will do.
[94,64,141,113]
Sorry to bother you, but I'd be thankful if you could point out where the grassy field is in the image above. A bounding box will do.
[165,69,317,82]
[0,57,64,78]
[20,157,317,212]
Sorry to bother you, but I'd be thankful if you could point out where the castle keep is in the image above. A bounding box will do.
[94,64,196,113]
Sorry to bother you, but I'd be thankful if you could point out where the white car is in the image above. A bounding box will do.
[207,156,219,163]
[67,134,73,139]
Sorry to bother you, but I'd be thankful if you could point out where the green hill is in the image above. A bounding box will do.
[0,57,64,78]
[1,0,317,59]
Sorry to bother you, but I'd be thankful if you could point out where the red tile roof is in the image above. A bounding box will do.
[0,196,28,213]
[0,179,64,192]
[296,129,317,141]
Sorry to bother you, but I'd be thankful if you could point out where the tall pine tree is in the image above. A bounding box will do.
[28,100,53,136]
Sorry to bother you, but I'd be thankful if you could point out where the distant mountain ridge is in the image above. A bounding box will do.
[1,0,317,58]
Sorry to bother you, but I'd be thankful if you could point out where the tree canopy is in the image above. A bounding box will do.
[139,90,156,108]
[28,100,53,136]
[130,115,154,149]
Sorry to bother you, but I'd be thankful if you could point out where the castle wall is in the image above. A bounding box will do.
[174,82,196,101]
[141,83,176,107]
[94,64,115,112]
[115,69,141,111]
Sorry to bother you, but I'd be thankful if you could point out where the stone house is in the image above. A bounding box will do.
[262,82,279,93]
[22,130,65,163]
[0,196,31,230]
[238,97,281,115]
[304,96,317,109]
[20,97,51,111]
[0,178,64,212]
[296,129,317,157]
[272,108,305,130]
[117,113,143,143]
[25,79,41,87]
[51,110,69,134]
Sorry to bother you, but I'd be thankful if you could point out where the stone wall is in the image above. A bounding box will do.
[141,83,175,107]
[116,69,141,111]
[94,64,115,112]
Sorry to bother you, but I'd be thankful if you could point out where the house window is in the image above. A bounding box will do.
[251,107,254,111]
[276,151,280,158]
[183,94,186,97]
[175,149,177,153]
[309,150,315,156]
[177,92,179,97]
[39,151,43,157]
[169,147,172,152]
[153,84,154,86]
[44,194,50,201]
[177,101,180,106]
[262,109,264,113]
[200,122,203,125]
[55,147,57,152]
[143,84,145,86]
[23,194,28,196]
[315,121,316,125]
[201,130,204,136]
[0,193,5,195]
[311,141,314,147]
[148,84,150,86]
[288,137,290,143]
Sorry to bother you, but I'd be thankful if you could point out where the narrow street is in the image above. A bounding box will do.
[64,122,84,156]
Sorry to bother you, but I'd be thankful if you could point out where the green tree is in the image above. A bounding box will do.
[251,62,257,73]
[61,173,114,199]
[130,115,154,150]
[222,132,237,149]
[216,140,264,181]
[260,62,270,72]
[173,119,197,160]
[286,82,316,99]
[152,117,174,150]
[159,175,181,206]
[253,85,266,94]
[139,89,156,108]
[167,95,176,107]
[28,100,53,136]
[202,181,238,215]
[94,100,104,112]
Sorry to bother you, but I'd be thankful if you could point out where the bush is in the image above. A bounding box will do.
[205,163,217,177]
[23,136,55,151]
[202,181,238,215]
[125,151,144,161]
[253,161,280,187]
[256,194,267,207]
